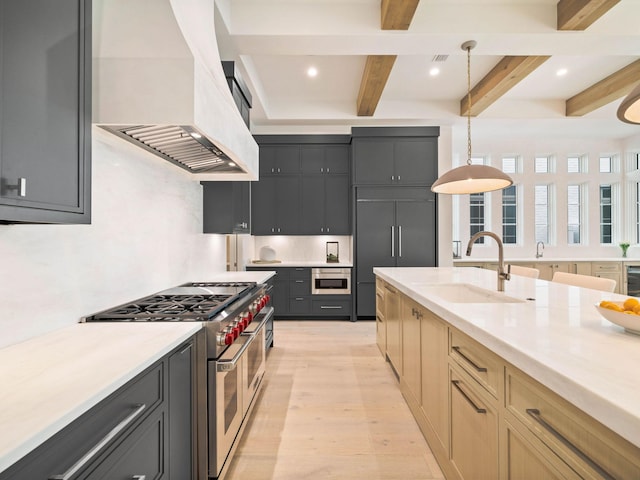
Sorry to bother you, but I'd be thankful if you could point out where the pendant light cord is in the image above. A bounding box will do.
[466,44,472,167]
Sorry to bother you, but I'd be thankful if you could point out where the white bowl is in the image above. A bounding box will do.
[595,303,640,335]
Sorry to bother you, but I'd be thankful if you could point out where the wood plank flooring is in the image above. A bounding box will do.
[225,321,445,480]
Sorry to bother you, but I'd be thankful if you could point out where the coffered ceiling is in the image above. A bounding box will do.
[214,0,640,140]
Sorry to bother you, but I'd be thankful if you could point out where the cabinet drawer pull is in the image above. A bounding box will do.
[320,305,342,309]
[295,297,305,301]
[49,404,147,480]
[452,380,486,414]
[295,280,304,283]
[526,409,614,480]
[452,346,487,372]
[132,476,146,480]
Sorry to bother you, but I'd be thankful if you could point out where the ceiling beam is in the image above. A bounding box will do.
[557,0,620,31]
[566,59,640,116]
[381,0,420,30]
[357,55,397,116]
[460,56,550,117]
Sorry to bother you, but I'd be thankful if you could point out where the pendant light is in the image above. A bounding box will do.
[431,41,513,194]
[617,82,640,124]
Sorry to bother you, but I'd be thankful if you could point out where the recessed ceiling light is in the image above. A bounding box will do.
[556,68,568,77]
[190,132,202,139]
[307,66,318,77]
[429,67,440,76]
[228,161,236,167]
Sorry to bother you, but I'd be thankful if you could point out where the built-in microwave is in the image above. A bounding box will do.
[311,268,351,295]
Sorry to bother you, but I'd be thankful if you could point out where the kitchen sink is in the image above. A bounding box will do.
[417,283,525,303]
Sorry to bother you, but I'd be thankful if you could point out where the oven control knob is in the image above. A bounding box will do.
[243,312,252,326]
[225,332,234,345]
[236,320,244,334]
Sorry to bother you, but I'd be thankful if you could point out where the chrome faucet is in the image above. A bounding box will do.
[536,241,545,258]
[466,231,510,292]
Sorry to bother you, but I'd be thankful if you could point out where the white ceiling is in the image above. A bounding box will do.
[214,0,640,140]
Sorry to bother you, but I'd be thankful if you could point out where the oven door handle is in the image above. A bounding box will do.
[217,308,272,372]
[216,337,253,372]
[241,307,273,337]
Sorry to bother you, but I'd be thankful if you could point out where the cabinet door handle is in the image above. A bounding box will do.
[295,280,304,283]
[391,226,395,257]
[452,380,486,414]
[398,225,402,257]
[526,409,615,480]
[18,178,26,197]
[132,476,147,480]
[451,346,487,372]
[49,404,147,480]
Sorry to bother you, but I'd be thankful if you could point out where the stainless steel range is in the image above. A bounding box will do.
[83,280,274,479]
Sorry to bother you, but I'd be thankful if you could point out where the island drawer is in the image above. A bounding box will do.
[505,366,640,480]
[449,328,502,399]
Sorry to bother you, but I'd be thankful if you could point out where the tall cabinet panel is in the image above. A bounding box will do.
[0,0,91,224]
[352,127,439,319]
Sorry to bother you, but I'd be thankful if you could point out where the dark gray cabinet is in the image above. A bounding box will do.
[0,338,196,480]
[258,145,301,175]
[356,188,437,318]
[251,175,300,234]
[202,181,251,234]
[352,127,439,186]
[252,136,351,236]
[0,0,91,224]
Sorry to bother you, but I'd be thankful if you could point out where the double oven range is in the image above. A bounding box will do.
[83,280,274,479]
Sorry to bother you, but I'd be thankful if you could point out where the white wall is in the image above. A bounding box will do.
[0,127,226,349]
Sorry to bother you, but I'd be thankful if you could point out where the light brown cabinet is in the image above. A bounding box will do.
[384,283,402,375]
[375,279,386,356]
[377,278,640,480]
[420,309,448,454]
[449,364,499,480]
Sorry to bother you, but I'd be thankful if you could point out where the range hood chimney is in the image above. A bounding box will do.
[92,0,258,180]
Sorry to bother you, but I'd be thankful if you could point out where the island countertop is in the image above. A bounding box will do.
[374,266,640,447]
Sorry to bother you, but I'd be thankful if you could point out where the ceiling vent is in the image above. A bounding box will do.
[432,54,449,62]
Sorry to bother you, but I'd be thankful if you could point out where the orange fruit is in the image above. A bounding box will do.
[624,297,640,311]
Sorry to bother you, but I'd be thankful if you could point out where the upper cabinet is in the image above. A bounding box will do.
[352,127,439,187]
[252,136,351,236]
[202,182,251,234]
[0,0,91,224]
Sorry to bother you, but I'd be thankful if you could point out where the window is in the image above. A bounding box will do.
[600,185,612,244]
[535,157,549,173]
[470,192,485,244]
[535,185,549,243]
[502,185,517,244]
[502,157,517,174]
[600,156,612,173]
[567,157,579,173]
[568,185,581,244]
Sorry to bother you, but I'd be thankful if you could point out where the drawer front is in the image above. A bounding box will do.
[289,297,310,314]
[591,262,621,272]
[290,278,310,296]
[449,328,501,399]
[290,267,310,279]
[505,367,640,480]
[311,298,351,315]
[81,409,165,479]
[1,363,164,479]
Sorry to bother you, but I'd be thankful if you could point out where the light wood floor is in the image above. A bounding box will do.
[225,321,445,480]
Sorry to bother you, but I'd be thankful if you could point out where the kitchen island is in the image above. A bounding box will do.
[375,266,640,480]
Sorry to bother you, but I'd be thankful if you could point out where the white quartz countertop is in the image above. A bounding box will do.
[454,257,632,263]
[0,322,202,474]
[374,266,640,447]
[247,261,353,268]
[201,270,276,283]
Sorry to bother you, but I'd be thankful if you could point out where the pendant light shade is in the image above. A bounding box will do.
[617,82,640,125]
[431,40,513,195]
[431,164,514,194]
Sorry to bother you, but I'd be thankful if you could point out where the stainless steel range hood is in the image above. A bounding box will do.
[92,0,258,180]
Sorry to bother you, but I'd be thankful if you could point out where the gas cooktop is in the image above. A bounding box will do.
[84,281,258,322]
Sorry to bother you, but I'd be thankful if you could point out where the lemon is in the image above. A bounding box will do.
[624,297,640,311]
